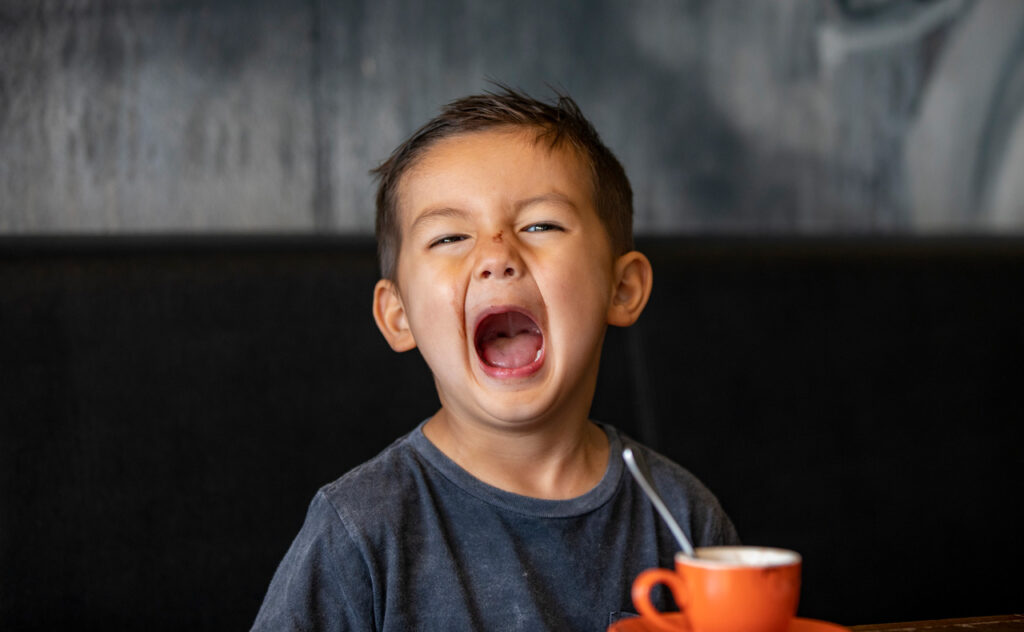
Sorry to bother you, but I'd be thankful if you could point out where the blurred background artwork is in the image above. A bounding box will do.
[3,0,1024,235]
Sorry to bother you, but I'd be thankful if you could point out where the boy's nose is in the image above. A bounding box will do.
[480,266,516,279]
[475,238,521,280]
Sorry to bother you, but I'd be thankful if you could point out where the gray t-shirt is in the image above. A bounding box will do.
[251,422,739,631]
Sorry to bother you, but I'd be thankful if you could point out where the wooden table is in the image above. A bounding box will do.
[608,614,1024,631]
[850,614,1024,631]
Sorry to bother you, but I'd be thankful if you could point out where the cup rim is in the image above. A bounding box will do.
[675,545,802,569]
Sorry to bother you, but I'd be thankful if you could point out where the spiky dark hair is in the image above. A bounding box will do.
[370,85,634,280]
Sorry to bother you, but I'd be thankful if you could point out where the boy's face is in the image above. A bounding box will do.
[374,128,643,430]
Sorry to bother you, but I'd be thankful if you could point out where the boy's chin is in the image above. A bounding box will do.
[441,386,558,428]
[479,387,579,427]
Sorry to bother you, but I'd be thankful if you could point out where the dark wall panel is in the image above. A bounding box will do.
[2,236,1022,627]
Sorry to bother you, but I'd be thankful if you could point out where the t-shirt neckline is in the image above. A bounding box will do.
[407,420,624,519]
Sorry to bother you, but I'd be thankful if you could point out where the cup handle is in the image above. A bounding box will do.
[631,568,689,631]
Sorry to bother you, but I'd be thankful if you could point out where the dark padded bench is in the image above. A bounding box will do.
[2,236,1021,629]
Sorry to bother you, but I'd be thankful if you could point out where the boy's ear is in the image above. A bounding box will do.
[607,251,653,327]
[372,279,417,352]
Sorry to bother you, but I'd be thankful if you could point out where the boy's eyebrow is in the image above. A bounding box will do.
[514,192,577,212]
[410,193,578,233]
[409,207,470,233]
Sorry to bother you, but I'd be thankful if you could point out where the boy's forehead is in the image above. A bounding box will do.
[394,127,594,226]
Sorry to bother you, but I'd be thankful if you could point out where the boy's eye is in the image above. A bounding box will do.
[428,234,468,248]
[523,223,563,233]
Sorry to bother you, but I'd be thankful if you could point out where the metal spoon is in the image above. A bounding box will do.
[622,447,696,557]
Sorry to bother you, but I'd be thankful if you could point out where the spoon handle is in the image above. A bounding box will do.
[623,447,696,557]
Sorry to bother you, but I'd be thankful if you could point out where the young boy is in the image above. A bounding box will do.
[252,87,738,631]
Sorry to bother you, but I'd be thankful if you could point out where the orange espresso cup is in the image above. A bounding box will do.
[632,546,802,632]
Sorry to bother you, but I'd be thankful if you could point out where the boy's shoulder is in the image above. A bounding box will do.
[618,432,739,545]
[624,437,704,491]
[617,430,699,485]
[286,432,439,561]
[316,425,427,521]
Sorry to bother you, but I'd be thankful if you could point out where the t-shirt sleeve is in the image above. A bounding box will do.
[630,439,742,548]
[251,491,376,632]
[690,484,742,547]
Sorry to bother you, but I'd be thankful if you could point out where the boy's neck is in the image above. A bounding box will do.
[422,409,610,500]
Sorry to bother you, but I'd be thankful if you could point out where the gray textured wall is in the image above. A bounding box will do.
[2,0,1023,234]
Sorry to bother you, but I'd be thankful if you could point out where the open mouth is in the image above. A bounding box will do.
[474,309,544,375]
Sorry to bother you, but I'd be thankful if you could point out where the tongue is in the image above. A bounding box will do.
[478,312,543,369]
[481,331,543,368]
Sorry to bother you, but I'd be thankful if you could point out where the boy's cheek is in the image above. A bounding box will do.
[406,280,468,336]
[450,288,468,340]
